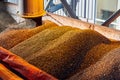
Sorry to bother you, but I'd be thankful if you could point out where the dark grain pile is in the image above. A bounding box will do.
[10,26,75,58]
[68,47,120,80]
[0,20,57,49]
[26,29,110,79]
[1,19,119,80]
[79,41,120,71]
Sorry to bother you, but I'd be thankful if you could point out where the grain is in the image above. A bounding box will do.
[0,20,57,49]
[68,47,120,80]
[27,29,110,79]
[10,26,75,58]
[79,41,120,71]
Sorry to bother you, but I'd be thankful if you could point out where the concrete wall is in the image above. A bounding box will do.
[0,2,16,26]
[0,2,36,29]
[4,3,25,23]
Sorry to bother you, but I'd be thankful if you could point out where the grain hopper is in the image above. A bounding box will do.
[0,0,120,80]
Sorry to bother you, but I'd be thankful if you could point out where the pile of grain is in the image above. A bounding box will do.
[68,47,120,80]
[10,26,75,58]
[26,29,110,79]
[79,41,120,71]
[0,20,57,49]
[67,41,120,80]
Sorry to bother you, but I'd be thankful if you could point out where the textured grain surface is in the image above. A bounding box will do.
[68,47,120,80]
[26,29,110,79]
[10,26,75,58]
[0,20,57,49]
[79,41,120,71]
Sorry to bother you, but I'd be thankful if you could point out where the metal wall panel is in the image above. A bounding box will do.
[44,0,96,23]
[4,0,96,23]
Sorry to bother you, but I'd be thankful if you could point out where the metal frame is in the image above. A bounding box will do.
[45,0,78,19]
[102,9,120,27]
[45,0,96,23]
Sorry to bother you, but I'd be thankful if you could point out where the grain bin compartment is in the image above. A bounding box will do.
[43,13,120,41]
[0,13,120,80]
[42,13,120,80]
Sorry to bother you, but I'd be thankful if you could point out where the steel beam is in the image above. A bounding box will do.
[102,9,120,27]
[60,0,78,19]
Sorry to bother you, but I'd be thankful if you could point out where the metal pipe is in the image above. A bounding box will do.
[18,0,45,18]
[102,9,120,27]
[60,0,79,19]
[18,0,46,26]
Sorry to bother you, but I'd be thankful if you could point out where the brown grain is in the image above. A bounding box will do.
[10,26,75,58]
[68,47,120,80]
[27,29,110,79]
[79,41,120,71]
[0,20,57,49]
